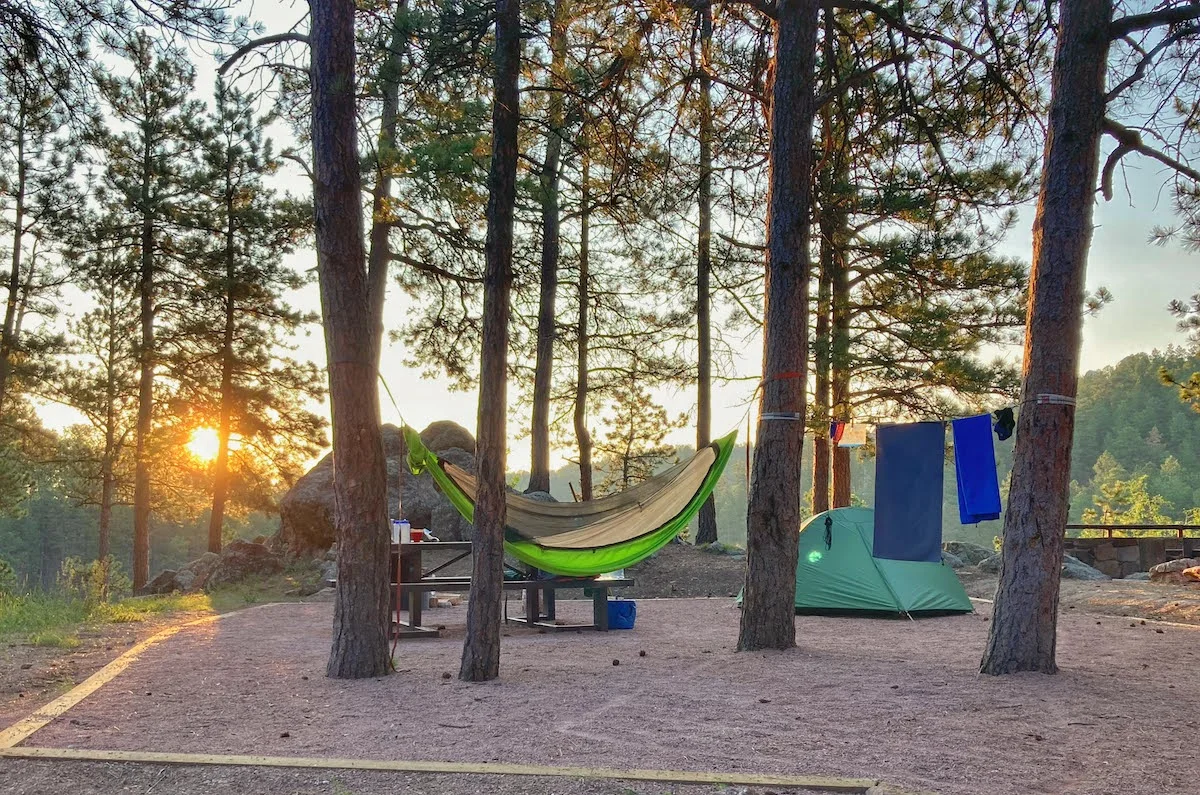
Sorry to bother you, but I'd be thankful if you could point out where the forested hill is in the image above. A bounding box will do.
[525,348,1200,548]
[1071,348,1199,487]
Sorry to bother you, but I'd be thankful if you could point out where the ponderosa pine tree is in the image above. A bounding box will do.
[460,0,520,684]
[51,219,139,569]
[310,0,393,680]
[693,1,719,544]
[170,81,326,553]
[737,0,820,652]
[0,50,79,414]
[92,33,203,590]
[983,0,1200,675]
[527,0,570,495]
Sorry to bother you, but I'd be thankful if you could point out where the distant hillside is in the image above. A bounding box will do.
[515,348,1200,550]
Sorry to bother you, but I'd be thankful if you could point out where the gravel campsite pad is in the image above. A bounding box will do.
[7,597,1197,794]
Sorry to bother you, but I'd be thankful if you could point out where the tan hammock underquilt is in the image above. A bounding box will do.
[440,446,718,550]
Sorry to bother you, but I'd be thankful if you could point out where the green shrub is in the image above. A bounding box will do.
[57,556,131,604]
[0,557,16,595]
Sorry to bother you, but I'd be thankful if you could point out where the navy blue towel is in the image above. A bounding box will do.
[873,422,944,563]
[952,414,1002,524]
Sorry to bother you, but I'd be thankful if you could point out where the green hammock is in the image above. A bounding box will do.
[403,426,737,577]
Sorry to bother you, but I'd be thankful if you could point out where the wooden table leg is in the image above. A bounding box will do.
[593,585,609,631]
[525,584,540,624]
[408,545,424,629]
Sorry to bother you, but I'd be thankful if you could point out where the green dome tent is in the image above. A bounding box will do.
[794,507,973,616]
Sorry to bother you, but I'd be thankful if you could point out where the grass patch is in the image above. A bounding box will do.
[0,591,215,646]
[207,564,325,613]
[91,592,213,623]
[0,563,324,646]
[0,593,90,637]
[27,629,82,649]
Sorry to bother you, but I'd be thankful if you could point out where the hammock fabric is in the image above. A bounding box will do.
[403,426,737,577]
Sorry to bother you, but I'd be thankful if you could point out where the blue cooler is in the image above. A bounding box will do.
[607,599,636,630]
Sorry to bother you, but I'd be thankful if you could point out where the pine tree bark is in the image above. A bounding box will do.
[99,278,119,579]
[980,0,1111,676]
[133,168,155,591]
[208,181,238,555]
[829,204,851,508]
[312,0,392,680]
[694,2,718,546]
[460,0,520,683]
[0,104,26,413]
[737,0,819,652]
[367,0,407,364]
[573,150,594,502]
[812,224,832,515]
[528,0,567,495]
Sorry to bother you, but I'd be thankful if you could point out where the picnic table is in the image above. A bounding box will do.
[390,540,633,639]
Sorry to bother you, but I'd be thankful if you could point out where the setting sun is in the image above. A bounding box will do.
[187,428,221,462]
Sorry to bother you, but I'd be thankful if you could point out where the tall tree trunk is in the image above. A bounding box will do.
[528,0,567,495]
[694,2,718,545]
[133,161,155,591]
[460,0,520,683]
[811,7,838,517]
[0,105,25,413]
[980,0,1110,676]
[367,0,407,364]
[366,2,409,519]
[208,183,238,555]
[737,0,819,652]
[829,208,851,508]
[313,0,392,680]
[574,149,594,502]
[812,222,832,515]
[99,278,118,591]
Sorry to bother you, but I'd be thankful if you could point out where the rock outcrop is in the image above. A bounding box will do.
[975,552,1109,580]
[941,551,965,569]
[942,541,993,566]
[137,542,284,595]
[1061,554,1109,580]
[1149,558,1200,585]
[274,422,478,557]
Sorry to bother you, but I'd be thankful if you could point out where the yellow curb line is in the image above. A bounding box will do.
[0,614,223,749]
[0,746,895,793]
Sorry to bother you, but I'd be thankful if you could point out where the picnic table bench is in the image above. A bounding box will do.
[328,540,634,640]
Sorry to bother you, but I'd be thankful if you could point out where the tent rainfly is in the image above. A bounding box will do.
[793,507,973,616]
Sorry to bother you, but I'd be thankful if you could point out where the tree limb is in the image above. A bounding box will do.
[1101,118,1200,201]
[1110,2,1200,37]
[218,33,311,76]
[1105,24,1199,101]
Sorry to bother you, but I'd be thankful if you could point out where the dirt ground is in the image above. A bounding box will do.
[7,547,1200,794]
[6,596,1198,795]
[0,612,213,733]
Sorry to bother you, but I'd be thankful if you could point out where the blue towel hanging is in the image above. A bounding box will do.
[873,422,944,563]
[952,414,1002,524]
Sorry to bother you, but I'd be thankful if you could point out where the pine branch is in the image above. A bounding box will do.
[1110,1,1200,37]
[1100,119,1200,201]
[218,32,311,76]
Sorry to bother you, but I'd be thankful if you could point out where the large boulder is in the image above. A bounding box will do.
[137,569,181,596]
[1062,554,1109,581]
[275,422,477,556]
[182,552,222,591]
[207,540,284,587]
[941,550,965,569]
[419,421,476,455]
[942,541,993,566]
[1150,558,1200,584]
[977,553,1002,573]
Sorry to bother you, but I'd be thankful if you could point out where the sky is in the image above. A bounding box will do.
[33,5,1200,471]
